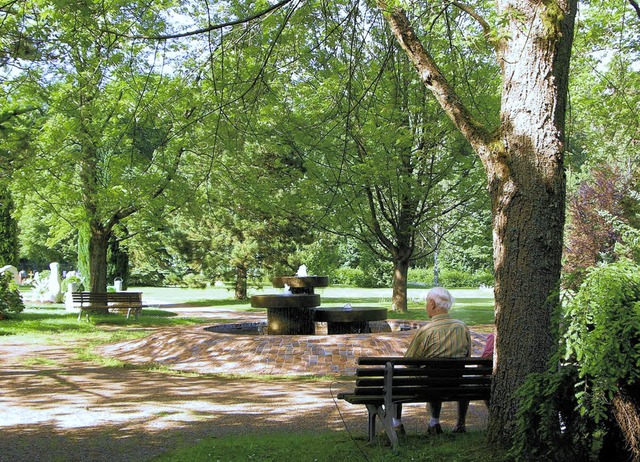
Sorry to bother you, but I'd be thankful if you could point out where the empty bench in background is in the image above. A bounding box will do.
[337,356,493,448]
[72,292,143,322]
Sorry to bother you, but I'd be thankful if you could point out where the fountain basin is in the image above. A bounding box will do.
[250,294,320,308]
[272,276,329,290]
[315,306,388,334]
[251,294,321,335]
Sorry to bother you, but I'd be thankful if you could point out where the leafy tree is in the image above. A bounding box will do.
[563,164,639,288]
[437,205,493,276]
[227,1,493,310]
[375,0,577,445]
[5,0,205,291]
[566,0,640,172]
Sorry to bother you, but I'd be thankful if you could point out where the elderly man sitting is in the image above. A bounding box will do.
[394,286,471,435]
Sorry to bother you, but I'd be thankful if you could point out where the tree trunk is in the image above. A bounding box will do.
[485,0,576,445]
[235,263,248,300]
[433,248,439,286]
[391,257,409,312]
[107,234,129,290]
[376,0,577,447]
[487,151,566,443]
[88,225,110,293]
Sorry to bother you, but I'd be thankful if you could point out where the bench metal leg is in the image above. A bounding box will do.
[126,307,141,320]
[380,404,398,449]
[365,404,378,442]
[365,404,399,449]
[78,309,90,322]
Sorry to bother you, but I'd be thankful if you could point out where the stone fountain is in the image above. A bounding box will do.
[251,265,387,335]
[251,266,329,335]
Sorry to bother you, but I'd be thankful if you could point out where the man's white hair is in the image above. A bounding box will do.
[427,287,454,311]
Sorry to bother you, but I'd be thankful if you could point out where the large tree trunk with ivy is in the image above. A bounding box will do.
[377,0,576,446]
[88,228,110,293]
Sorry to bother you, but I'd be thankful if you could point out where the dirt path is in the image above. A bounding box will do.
[0,323,490,461]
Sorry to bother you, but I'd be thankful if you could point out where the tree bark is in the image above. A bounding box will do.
[235,263,248,300]
[377,0,577,447]
[391,257,409,312]
[88,225,110,293]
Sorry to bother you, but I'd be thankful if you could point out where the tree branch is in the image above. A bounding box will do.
[449,1,498,51]
[376,0,495,156]
[628,0,640,19]
[0,105,40,125]
[107,0,295,40]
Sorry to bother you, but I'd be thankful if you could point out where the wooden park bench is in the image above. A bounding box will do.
[337,356,493,448]
[72,292,143,322]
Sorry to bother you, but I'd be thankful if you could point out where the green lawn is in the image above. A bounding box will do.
[135,286,495,326]
[9,286,494,338]
[154,429,509,462]
[5,286,499,461]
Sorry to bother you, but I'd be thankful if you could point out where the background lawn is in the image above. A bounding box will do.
[136,285,495,325]
[14,285,495,331]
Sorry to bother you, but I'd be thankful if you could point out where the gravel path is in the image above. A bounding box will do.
[0,317,490,462]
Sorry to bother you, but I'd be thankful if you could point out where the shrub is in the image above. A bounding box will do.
[129,269,165,287]
[182,273,209,289]
[438,268,494,288]
[332,267,362,286]
[408,267,434,285]
[61,275,83,292]
[332,263,393,288]
[354,261,392,288]
[0,273,24,319]
[512,260,640,461]
[512,366,601,461]
[163,273,184,287]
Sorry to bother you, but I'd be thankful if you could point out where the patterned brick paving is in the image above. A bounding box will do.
[99,316,491,376]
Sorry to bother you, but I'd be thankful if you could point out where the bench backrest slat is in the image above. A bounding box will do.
[356,376,492,387]
[357,356,492,367]
[346,356,492,404]
[71,292,143,309]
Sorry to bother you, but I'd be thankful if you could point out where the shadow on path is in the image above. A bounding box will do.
[0,321,491,461]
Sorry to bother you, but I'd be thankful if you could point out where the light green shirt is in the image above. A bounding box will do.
[405,313,471,359]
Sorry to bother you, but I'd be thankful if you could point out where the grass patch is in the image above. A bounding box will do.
[0,308,214,362]
[397,304,494,325]
[154,430,509,462]
[166,299,253,308]
[320,296,493,325]
[21,356,59,367]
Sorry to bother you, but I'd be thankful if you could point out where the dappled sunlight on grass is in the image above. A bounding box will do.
[0,286,499,461]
